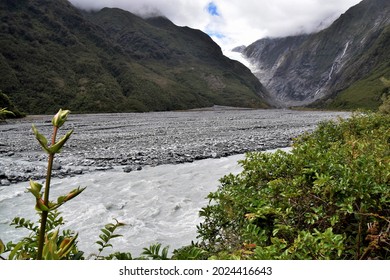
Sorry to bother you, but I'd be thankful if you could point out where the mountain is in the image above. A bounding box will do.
[240,0,390,110]
[0,0,270,114]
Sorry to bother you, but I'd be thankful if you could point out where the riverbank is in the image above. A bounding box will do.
[0,109,350,185]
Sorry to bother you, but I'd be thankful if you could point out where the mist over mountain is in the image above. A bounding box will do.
[0,0,270,114]
[240,0,390,110]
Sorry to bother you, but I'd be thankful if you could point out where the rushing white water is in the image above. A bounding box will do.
[1,150,296,258]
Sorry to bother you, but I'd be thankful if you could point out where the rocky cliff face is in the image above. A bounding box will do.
[241,0,390,108]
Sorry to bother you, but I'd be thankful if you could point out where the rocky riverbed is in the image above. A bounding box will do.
[0,107,350,185]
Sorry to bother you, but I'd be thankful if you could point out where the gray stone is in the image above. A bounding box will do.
[52,162,62,170]
[1,179,11,186]
[123,166,133,173]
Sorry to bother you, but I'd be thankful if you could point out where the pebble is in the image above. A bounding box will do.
[52,162,62,170]
[1,179,10,186]
[123,166,132,173]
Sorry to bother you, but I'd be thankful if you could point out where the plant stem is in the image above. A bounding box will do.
[37,126,58,260]
[356,220,362,260]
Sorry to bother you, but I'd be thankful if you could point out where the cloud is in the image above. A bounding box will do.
[69,0,362,50]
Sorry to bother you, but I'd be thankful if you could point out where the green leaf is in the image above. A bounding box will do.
[47,129,73,154]
[32,125,50,154]
[100,228,111,237]
[35,199,50,212]
[27,180,43,199]
[0,239,5,255]
[57,234,78,258]
[8,241,25,260]
[50,186,86,211]
[0,108,15,117]
[105,223,115,231]
[57,195,66,205]
[99,234,109,243]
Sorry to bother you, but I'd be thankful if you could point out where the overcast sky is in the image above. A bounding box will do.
[69,0,362,51]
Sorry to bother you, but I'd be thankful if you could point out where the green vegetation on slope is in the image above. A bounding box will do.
[0,0,269,114]
[197,112,390,259]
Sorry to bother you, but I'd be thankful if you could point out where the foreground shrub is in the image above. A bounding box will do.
[197,113,390,259]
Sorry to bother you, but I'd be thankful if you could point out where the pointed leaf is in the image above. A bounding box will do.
[36,198,50,212]
[57,195,66,205]
[0,239,5,255]
[27,180,43,199]
[48,129,73,154]
[50,186,86,211]
[63,186,86,202]
[32,125,50,154]
[100,228,111,237]
[99,234,109,243]
[8,241,25,260]
[58,234,78,258]
[105,223,115,231]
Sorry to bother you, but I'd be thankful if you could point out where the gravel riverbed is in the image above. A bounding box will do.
[0,107,350,185]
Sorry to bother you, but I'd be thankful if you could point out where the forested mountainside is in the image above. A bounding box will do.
[0,0,270,114]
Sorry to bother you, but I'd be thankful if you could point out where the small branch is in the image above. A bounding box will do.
[355,212,390,224]
[357,221,363,259]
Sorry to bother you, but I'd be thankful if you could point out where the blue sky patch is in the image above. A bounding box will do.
[208,31,225,39]
[207,2,219,16]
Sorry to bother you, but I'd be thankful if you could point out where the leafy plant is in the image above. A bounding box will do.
[197,113,390,259]
[94,219,125,260]
[0,107,15,120]
[141,243,170,260]
[0,109,86,259]
[1,210,82,260]
[172,243,208,260]
[30,109,86,259]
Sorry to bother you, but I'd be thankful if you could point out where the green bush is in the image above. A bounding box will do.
[197,113,390,259]
[379,95,390,115]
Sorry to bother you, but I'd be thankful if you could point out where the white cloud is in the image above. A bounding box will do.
[69,0,362,51]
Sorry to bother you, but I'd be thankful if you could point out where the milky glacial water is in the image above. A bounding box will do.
[1,150,296,258]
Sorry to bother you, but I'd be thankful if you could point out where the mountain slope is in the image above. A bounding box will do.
[0,0,270,114]
[241,0,390,109]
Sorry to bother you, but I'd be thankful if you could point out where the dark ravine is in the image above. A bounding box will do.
[239,0,390,109]
[0,108,350,185]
